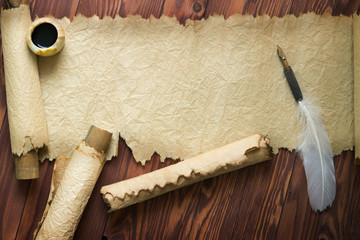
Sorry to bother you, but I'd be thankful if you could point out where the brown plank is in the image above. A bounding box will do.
[333,0,360,15]
[204,0,249,18]
[219,150,295,239]
[321,151,360,239]
[15,160,54,240]
[102,139,182,239]
[73,137,133,240]
[76,0,122,18]
[204,0,293,18]
[252,150,296,239]
[0,31,8,132]
[204,0,360,18]
[103,150,295,239]
[118,0,165,18]
[0,114,31,240]
[275,154,325,240]
[275,151,360,239]
[163,0,208,24]
[29,0,80,20]
[77,0,166,19]
[183,169,252,239]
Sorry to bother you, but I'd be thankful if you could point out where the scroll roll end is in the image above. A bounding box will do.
[14,150,39,180]
[85,125,112,153]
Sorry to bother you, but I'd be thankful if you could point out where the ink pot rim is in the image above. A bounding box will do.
[27,17,65,57]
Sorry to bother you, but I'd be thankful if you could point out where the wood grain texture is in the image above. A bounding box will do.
[0,0,360,239]
[333,0,360,15]
[163,0,208,24]
[16,160,54,240]
[252,150,295,239]
[104,153,282,239]
[204,0,360,18]
[76,0,122,18]
[0,20,8,137]
[118,0,165,18]
[102,149,294,239]
[0,115,31,240]
[29,0,79,20]
[276,151,360,240]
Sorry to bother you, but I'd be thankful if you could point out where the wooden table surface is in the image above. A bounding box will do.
[1,0,360,239]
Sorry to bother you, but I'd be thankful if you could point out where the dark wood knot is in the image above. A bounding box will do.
[193,2,202,13]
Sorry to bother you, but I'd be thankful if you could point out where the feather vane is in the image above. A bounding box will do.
[298,99,336,211]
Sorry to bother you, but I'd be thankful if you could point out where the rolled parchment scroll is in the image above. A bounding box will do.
[34,126,112,240]
[354,15,360,164]
[1,4,48,179]
[100,134,272,212]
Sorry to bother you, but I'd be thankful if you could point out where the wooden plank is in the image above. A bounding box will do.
[252,150,296,239]
[321,151,360,239]
[102,139,181,239]
[275,151,360,239]
[0,114,31,240]
[77,0,165,19]
[275,153,325,240]
[76,0,122,18]
[333,0,360,15]
[102,150,295,239]
[204,0,248,18]
[306,0,334,14]
[183,168,253,239]
[221,150,295,239]
[0,16,9,132]
[15,161,54,240]
[204,0,293,18]
[29,0,79,20]
[163,0,208,24]
[118,0,165,18]
[205,0,360,18]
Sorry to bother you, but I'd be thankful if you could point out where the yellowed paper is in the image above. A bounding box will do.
[1,6,356,164]
[1,6,48,157]
[34,156,70,236]
[354,15,360,163]
[39,13,353,164]
[34,142,106,240]
[101,134,271,211]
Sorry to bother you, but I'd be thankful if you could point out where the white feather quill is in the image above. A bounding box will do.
[276,46,336,212]
[298,99,336,211]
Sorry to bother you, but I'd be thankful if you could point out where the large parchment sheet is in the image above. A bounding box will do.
[354,15,360,162]
[1,5,356,164]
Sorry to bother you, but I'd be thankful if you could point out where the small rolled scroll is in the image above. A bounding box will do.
[100,134,272,212]
[34,126,112,240]
[1,4,48,179]
[354,15,360,164]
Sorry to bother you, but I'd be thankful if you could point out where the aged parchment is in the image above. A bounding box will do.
[1,6,48,157]
[33,126,111,240]
[34,141,107,240]
[354,15,360,162]
[1,5,356,164]
[101,134,271,211]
